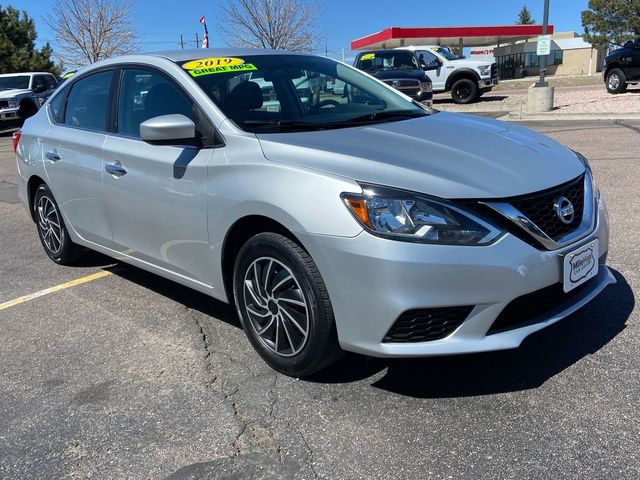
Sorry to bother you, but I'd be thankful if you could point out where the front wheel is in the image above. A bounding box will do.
[606,68,627,94]
[451,78,479,104]
[233,233,342,377]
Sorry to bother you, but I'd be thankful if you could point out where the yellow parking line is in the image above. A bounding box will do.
[0,270,112,312]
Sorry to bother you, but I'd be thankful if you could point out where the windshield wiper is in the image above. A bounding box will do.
[345,110,426,124]
[242,119,329,131]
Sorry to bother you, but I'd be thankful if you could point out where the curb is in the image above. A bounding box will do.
[499,112,640,122]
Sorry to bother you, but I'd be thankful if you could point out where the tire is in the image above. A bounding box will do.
[606,68,627,94]
[451,78,479,104]
[33,184,84,265]
[18,101,38,125]
[233,232,342,377]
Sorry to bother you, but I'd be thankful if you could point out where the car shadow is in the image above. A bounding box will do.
[100,260,632,397]
[309,269,633,398]
[433,95,508,105]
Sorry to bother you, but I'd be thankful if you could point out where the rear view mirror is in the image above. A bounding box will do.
[140,114,197,146]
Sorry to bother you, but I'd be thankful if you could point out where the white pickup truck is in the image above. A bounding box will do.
[0,72,58,126]
[397,46,498,104]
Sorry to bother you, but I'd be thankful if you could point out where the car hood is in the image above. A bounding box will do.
[451,58,494,67]
[0,88,30,99]
[256,112,584,199]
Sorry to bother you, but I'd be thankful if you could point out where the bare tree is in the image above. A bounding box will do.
[219,0,321,51]
[45,0,137,68]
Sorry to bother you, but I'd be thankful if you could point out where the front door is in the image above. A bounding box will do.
[102,67,215,286]
[417,50,446,91]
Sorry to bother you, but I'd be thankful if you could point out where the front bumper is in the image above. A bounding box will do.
[479,77,499,89]
[0,107,20,121]
[298,194,612,357]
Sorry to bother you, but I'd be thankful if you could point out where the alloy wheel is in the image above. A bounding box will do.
[37,195,62,254]
[608,74,620,90]
[242,256,310,357]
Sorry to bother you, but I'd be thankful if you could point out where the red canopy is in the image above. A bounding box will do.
[351,25,555,50]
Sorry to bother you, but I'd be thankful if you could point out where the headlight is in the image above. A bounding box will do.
[342,184,503,245]
[477,65,491,76]
[573,150,599,198]
[6,99,17,108]
[421,82,432,92]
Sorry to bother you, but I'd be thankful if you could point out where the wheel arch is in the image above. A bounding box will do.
[221,215,307,304]
[26,175,47,222]
[445,69,480,90]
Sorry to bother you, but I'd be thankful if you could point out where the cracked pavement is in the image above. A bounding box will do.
[1,121,639,479]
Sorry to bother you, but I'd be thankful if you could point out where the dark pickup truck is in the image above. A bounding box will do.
[353,50,433,106]
[604,39,640,94]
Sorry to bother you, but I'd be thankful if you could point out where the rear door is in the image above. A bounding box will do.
[41,69,115,245]
[102,66,216,286]
[632,42,640,80]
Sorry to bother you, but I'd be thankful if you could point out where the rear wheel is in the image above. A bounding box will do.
[451,78,479,104]
[33,184,84,265]
[233,233,342,377]
[606,68,627,94]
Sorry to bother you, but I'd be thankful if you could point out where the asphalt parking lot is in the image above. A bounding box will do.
[1,119,639,479]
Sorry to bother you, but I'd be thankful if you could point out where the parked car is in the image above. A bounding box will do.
[16,49,612,377]
[0,72,58,125]
[603,39,640,94]
[353,50,433,106]
[397,46,498,104]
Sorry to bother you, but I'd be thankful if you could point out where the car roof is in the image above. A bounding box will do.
[148,48,312,62]
[357,49,413,55]
[0,72,53,77]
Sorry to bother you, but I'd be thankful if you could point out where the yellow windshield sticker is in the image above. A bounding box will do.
[187,63,257,77]
[360,53,375,61]
[182,57,246,70]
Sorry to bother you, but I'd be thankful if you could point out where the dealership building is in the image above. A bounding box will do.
[351,25,603,79]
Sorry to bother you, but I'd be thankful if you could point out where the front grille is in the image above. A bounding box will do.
[383,306,473,343]
[487,271,602,335]
[0,100,9,109]
[510,174,585,241]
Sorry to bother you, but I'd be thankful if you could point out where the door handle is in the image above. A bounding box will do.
[45,150,61,162]
[105,162,127,177]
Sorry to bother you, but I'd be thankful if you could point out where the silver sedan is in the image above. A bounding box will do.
[15,49,613,376]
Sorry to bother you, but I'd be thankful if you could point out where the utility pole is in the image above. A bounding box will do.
[180,34,184,49]
[196,32,199,48]
[528,0,554,112]
[536,0,550,87]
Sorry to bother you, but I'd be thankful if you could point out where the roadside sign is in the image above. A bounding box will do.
[537,35,551,56]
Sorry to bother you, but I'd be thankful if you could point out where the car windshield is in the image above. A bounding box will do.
[356,51,419,71]
[181,54,429,133]
[0,76,30,91]
[431,47,460,61]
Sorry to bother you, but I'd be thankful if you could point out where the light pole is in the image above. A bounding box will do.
[535,0,550,87]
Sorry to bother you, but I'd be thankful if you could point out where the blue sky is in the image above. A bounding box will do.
[17,0,589,59]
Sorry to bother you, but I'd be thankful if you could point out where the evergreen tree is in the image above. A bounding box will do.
[582,0,640,48]
[0,5,59,74]
[517,5,536,25]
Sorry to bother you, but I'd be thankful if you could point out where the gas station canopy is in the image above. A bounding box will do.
[351,25,555,50]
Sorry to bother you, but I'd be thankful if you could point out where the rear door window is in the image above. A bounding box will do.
[63,71,114,132]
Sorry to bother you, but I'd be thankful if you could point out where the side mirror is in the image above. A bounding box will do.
[32,84,46,94]
[140,114,197,146]
[424,60,440,71]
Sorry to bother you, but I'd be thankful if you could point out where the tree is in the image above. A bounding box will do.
[0,6,59,74]
[219,0,321,51]
[45,0,137,68]
[516,5,536,25]
[582,0,640,48]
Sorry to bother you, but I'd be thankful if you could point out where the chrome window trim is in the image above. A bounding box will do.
[482,169,596,251]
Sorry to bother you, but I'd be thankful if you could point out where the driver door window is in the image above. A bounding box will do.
[117,69,194,137]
